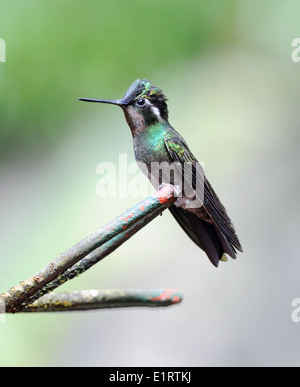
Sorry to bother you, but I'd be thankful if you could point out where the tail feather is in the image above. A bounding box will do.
[169,205,236,267]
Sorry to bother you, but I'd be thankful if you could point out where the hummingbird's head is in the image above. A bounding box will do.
[78,79,169,136]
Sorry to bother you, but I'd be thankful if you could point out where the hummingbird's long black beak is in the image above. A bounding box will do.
[78,98,126,106]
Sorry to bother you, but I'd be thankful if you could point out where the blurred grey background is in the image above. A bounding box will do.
[0,0,300,366]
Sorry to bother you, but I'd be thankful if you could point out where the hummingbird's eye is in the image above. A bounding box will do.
[136,98,147,108]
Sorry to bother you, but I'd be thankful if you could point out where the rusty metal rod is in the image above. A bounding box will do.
[1,185,176,313]
[19,289,183,312]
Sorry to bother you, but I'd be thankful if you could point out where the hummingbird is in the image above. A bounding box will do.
[79,79,243,267]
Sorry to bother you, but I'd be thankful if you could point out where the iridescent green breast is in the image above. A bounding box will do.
[133,122,171,166]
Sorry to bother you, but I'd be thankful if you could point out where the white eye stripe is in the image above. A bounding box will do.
[151,106,161,120]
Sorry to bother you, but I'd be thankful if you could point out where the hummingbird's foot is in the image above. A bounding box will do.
[158,183,181,197]
[156,184,178,205]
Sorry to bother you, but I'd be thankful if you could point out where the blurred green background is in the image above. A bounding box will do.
[1,0,300,366]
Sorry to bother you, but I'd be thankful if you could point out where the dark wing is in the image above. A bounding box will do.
[164,131,243,266]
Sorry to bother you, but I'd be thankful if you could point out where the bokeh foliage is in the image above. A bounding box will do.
[0,0,237,155]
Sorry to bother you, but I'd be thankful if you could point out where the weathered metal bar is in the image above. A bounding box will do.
[22,202,171,307]
[19,289,183,312]
[1,185,176,313]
